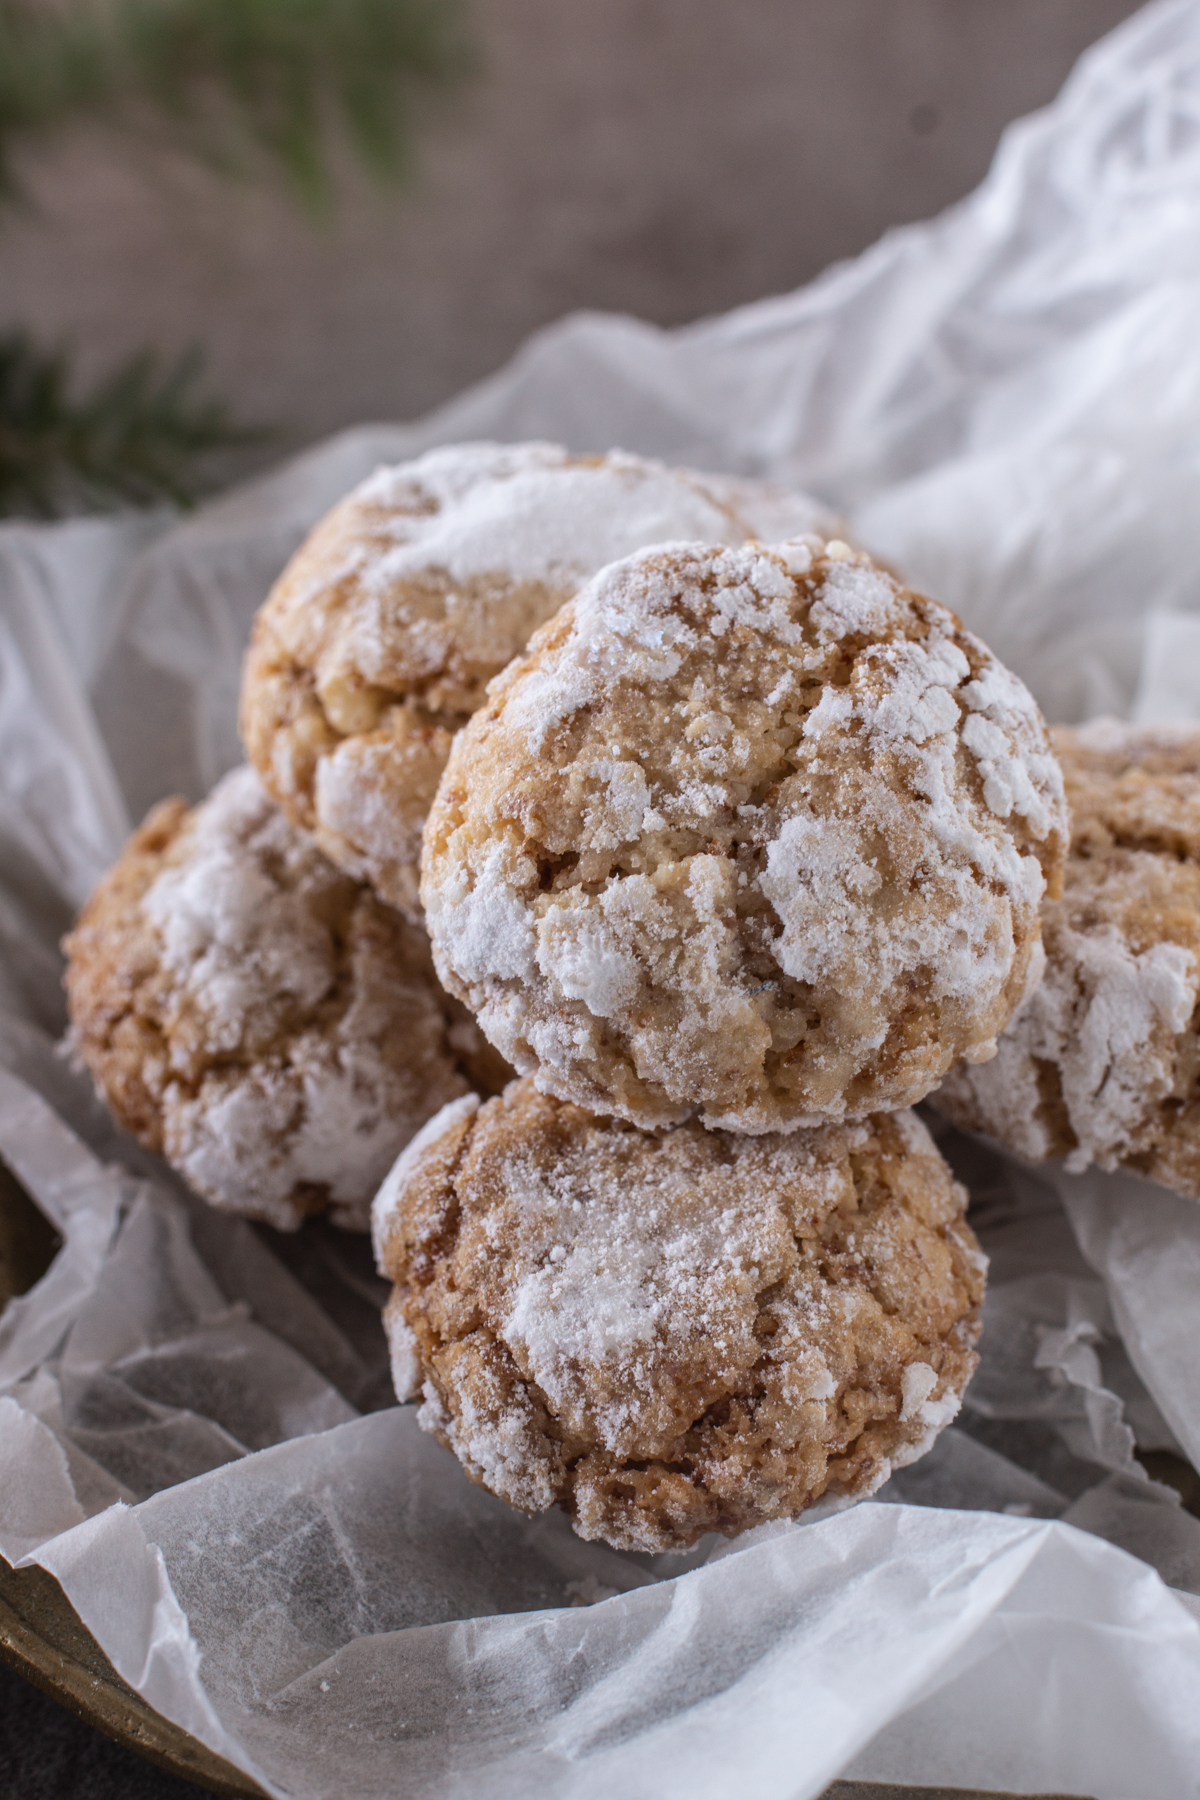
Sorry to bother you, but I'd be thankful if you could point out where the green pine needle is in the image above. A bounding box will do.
[0,0,475,514]
[0,334,264,517]
[0,0,475,208]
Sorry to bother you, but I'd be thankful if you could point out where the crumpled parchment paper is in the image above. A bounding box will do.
[6,2,1200,1795]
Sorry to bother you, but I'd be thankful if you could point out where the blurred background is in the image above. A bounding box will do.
[0,0,1144,507]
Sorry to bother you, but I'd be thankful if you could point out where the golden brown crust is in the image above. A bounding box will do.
[421,539,1067,1134]
[374,1079,984,1551]
[64,768,474,1231]
[64,796,190,1154]
[240,443,834,919]
[934,723,1200,1197]
[1057,721,1200,860]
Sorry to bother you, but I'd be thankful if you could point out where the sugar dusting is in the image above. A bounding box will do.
[938,856,1200,1171]
[499,1138,790,1458]
[249,443,838,920]
[140,767,466,1230]
[353,442,833,596]
[143,767,338,1042]
[377,1089,985,1550]
[371,1092,480,1267]
[935,724,1200,1181]
[425,538,1066,1132]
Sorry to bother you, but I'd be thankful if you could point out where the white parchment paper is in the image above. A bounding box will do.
[6,3,1200,1794]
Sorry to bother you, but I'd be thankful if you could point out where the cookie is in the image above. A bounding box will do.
[240,441,833,919]
[64,766,474,1232]
[934,722,1200,1196]
[421,537,1067,1134]
[373,1079,984,1552]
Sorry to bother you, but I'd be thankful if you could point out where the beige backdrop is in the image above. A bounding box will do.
[1,0,1141,459]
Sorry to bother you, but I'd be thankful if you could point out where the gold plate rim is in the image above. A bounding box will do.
[0,1551,266,1797]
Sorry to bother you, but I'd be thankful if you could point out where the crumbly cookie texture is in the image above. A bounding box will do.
[64,766,473,1232]
[373,1079,984,1552]
[421,538,1066,1133]
[240,441,834,920]
[934,722,1200,1197]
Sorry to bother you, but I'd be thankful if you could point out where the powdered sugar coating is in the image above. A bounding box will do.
[935,724,1200,1198]
[422,540,1066,1133]
[240,441,835,918]
[64,767,471,1231]
[373,1078,984,1551]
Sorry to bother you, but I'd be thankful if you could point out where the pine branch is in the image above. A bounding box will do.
[0,334,264,516]
[0,2,475,514]
[0,0,474,207]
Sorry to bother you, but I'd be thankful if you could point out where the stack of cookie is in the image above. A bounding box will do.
[66,443,827,1232]
[65,440,1071,1551]
[371,529,1067,1549]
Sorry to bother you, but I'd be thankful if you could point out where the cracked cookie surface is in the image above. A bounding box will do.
[240,441,833,919]
[934,722,1200,1196]
[64,766,472,1231]
[373,1078,984,1551]
[421,538,1066,1132]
